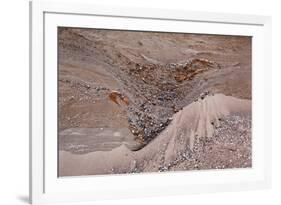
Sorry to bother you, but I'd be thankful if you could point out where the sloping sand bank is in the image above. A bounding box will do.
[59,94,251,176]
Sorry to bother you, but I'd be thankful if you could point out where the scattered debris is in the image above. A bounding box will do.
[199,91,211,100]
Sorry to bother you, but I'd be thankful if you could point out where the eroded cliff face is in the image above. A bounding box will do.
[59,28,251,149]
[59,94,251,176]
[58,28,251,176]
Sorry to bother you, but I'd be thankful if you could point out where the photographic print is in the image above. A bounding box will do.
[58,28,252,177]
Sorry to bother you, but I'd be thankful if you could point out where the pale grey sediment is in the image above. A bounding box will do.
[59,94,251,176]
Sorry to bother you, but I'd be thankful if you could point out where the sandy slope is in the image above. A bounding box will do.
[59,94,251,176]
[58,28,251,147]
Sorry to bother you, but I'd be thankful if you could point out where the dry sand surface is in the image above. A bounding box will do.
[58,28,252,176]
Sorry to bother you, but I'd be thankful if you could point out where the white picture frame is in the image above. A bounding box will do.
[29,0,272,204]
